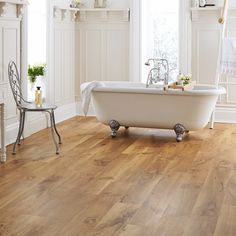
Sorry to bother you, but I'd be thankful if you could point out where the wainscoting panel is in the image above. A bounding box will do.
[192,26,220,85]
[191,8,236,122]
[106,30,129,82]
[85,29,102,82]
[75,12,130,99]
[53,20,75,106]
[0,21,20,132]
[0,0,26,145]
[54,28,63,104]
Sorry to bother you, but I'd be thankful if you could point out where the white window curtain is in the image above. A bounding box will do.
[142,0,179,81]
[131,0,191,82]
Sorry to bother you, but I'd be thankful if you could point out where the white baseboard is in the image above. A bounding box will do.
[76,101,95,116]
[54,102,77,123]
[6,122,20,145]
[215,107,236,123]
[5,102,77,146]
[24,113,48,138]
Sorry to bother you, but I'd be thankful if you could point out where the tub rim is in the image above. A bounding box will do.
[92,82,226,96]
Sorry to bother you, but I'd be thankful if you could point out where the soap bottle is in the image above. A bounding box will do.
[35,86,42,106]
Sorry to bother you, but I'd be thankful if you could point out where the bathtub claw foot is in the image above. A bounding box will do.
[174,123,186,142]
[109,120,120,138]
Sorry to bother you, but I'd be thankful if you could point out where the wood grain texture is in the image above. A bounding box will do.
[0,117,236,236]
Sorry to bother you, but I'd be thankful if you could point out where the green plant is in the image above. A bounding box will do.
[180,74,191,85]
[28,64,45,83]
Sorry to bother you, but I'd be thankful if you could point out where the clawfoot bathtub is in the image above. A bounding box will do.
[90,82,225,141]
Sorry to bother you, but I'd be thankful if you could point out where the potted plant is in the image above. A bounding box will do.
[28,64,45,89]
[180,74,192,85]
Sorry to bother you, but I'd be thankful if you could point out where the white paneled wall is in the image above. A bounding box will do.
[75,12,129,88]
[0,1,26,144]
[53,22,75,106]
[75,10,130,112]
[52,7,130,115]
[191,8,236,122]
[51,0,130,117]
[46,4,77,124]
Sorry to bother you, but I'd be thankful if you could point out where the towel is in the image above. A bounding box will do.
[80,81,105,116]
[221,37,236,75]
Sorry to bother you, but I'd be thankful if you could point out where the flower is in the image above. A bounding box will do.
[180,74,192,85]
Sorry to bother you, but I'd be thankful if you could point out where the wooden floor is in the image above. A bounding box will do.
[0,117,236,236]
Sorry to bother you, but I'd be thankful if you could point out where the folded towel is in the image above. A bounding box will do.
[80,81,105,116]
[221,37,236,75]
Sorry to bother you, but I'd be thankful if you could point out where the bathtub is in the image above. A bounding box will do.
[90,81,226,141]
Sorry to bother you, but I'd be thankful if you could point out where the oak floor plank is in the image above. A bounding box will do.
[0,117,236,236]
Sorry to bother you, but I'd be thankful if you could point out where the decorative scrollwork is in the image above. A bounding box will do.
[8,61,29,108]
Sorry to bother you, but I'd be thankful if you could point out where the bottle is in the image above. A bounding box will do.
[176,71,183,85]
[199,0,206,7]
[35,86,42,106]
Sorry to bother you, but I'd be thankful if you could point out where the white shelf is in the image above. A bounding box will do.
[53,6,130,22]
[79,8,130,12]
[54,6,130,13]
[0,0,27,18]
[191,6,236,11]
[191,6,236,22]
[0,0,28,4]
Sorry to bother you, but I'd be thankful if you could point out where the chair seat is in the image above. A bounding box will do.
[21,102,57,111]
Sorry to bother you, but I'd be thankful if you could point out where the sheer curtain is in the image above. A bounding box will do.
[141,0,179,82]
[27,0,46,100]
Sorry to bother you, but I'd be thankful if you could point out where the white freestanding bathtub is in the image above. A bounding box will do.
[90,81,226,141]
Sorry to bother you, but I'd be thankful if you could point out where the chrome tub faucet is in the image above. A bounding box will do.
[145,58,169,88]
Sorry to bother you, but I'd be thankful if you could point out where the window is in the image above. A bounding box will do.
[141,0,180,82]
[27,0,46,100]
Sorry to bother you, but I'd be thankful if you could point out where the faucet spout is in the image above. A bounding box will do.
[145,58,169,88]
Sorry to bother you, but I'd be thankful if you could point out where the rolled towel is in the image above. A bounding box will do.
[221,37,236,75]
[80,81,105,116]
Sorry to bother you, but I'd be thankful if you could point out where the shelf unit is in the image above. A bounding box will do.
[191,6,236,22]
[191,6,236,11]
[53,6,130,22]
[0,0,28,18]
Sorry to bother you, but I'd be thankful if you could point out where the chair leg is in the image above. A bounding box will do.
[51,110,62,144]
[47,111,59,155]
[18,111,26,145]
[13,111,24,154]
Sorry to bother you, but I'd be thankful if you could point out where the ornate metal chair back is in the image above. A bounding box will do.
[8,61,25,109]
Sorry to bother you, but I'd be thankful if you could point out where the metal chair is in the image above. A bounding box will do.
[8,61,62,155]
